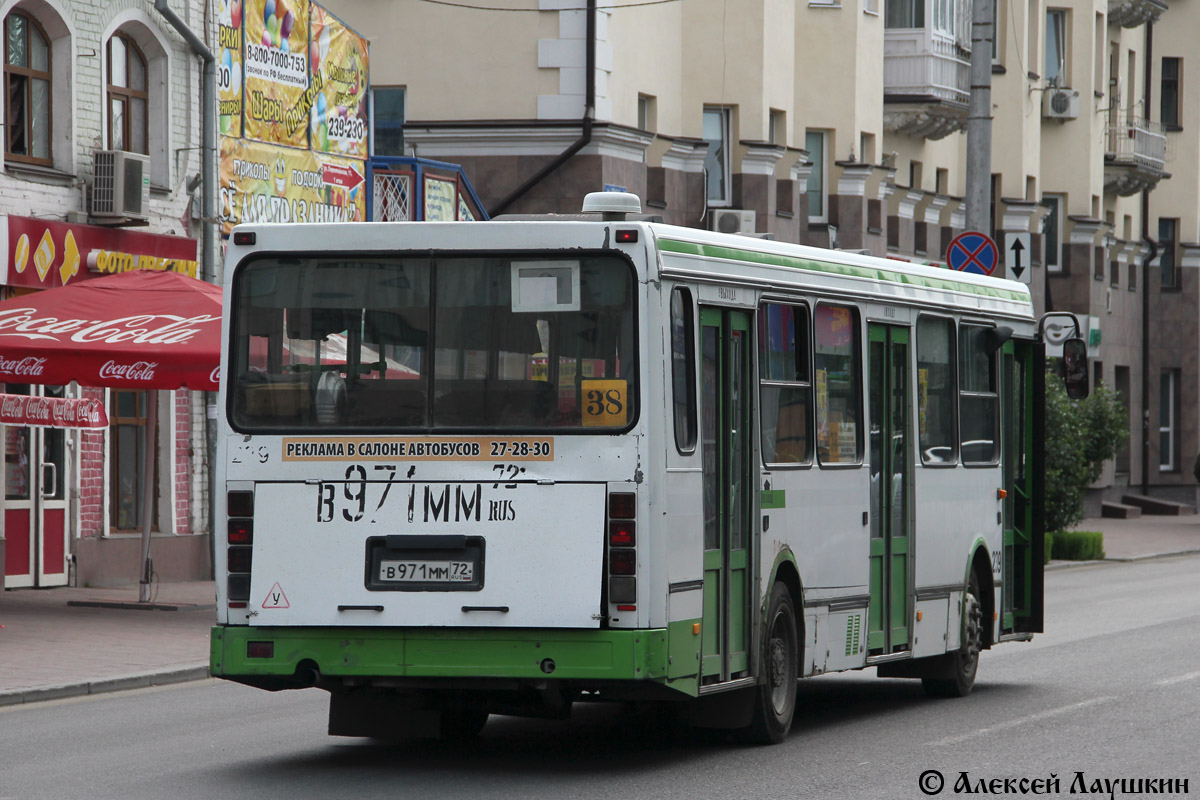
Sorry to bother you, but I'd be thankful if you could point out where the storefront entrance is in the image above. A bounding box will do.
[4,384,70,587]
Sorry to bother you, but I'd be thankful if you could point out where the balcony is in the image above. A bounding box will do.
[1104,118,1170,196]
[884,30,970,140]
[1108,0,1167,28]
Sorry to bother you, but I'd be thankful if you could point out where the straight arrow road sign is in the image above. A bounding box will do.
[1005,232,1033,283]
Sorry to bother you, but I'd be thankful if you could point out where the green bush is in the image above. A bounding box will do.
[1044,379,1128,532]
[1050,530,1105,561]
[1044,532,1054,565]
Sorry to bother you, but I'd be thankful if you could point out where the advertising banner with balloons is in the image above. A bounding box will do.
[219,138,366,235]
[309,4,368,159]
[217,0,368,237]
[242,0,312,147]
[217,0,243,138]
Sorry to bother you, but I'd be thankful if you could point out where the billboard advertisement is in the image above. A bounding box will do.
[219,138,366,234]
[310,4,368,159]
[218,0,368,236]
[217,0,243,138]
[242,0,312,148]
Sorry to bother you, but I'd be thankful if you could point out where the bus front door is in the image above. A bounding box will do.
[867,324,912,654]
[700,308,752,683]
[1002,338,1044,633]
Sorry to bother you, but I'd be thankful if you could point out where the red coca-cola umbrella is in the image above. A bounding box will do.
[0,269,221,390]
[0,269,221,601]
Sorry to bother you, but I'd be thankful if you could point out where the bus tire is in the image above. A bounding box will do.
[922,572,983,698]
[746,582,799,744]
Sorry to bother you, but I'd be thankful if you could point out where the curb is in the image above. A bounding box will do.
[1046,547,1200,570]
[0,664,210,708]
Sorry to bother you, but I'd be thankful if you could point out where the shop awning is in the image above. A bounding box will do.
[0,269,221,391]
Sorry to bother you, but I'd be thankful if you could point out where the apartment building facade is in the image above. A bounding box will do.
[331,0,1197,510]
[0,0,212,588]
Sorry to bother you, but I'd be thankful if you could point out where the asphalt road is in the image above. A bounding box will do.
[2,555,1197,800]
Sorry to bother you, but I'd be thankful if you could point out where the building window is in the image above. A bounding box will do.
[768,108,785,146]
[110,390,156,531]
[671,288,696,453]
[1159,218,1178,289]
[638,94,657,133]
[371,86,406,156]
[1041,194,1064,272]
[1161,57,1181,130]
[703,106,732,206]
[108,33,148,154]
[759,302,812,465]
[806,129,828,222]
[1045,9,1067,87]
[1159,369,1178,472]
[3,11,52,164]
[933,0,956,36]
[886,0,923,28]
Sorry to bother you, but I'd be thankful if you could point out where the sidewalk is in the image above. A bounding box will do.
[2,514,1199,707]
[0,581,214,706]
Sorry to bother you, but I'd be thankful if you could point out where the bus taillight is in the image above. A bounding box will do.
[609,520,635,547]
[227,490,255,609]
[607,492,637,606]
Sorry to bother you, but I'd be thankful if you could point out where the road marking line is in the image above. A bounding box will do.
[927,696,1116,747]
[1156,670,1200,686]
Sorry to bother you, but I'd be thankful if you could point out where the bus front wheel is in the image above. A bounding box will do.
[746,582,799,744]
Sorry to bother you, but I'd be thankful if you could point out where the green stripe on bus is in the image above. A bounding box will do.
[211,625,679,688]
[658,239,1028,303]
[761,489,786,509]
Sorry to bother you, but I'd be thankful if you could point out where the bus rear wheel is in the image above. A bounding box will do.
[922,573,983,698]
[746,583,799,744]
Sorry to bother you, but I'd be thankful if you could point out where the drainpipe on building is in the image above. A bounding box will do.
[488,0,596,217]
[155,0,219,587]
[1140,20,1155,497]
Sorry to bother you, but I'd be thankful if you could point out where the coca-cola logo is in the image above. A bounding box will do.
[0,355,47,376]
[0,308,219,345]
[209,366,221,385]
[98,360,158,382]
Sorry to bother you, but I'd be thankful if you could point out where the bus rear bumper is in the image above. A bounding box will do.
[211,625,673,688]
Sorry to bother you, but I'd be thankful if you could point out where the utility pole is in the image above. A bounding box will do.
[965,0,994,234]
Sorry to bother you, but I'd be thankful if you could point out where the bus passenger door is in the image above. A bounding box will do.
[700,308,752,683]
[1002,339,1044,633]
[867,324,911,654]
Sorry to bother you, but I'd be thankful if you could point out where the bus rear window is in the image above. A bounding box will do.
[229,254,636,432]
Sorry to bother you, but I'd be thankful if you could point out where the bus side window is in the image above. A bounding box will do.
[670,287,696,453]
[814,304,862,465]
[758,301,811,465]
[917,315,958,465]
[959,324,1000,464]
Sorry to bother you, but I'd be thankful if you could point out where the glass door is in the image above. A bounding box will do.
[4,384,69,587]
[700,308,753,683]
[868,324,912,654]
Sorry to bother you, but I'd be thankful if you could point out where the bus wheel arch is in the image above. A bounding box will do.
[745,554,805,744]
[967,544,995,651]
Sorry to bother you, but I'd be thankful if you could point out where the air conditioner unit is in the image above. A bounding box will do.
[1042,88,1080,120]
[92,150,150,220]
[710,208,756,234]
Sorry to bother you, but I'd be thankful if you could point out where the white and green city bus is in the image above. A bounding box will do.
[211,193,1075,744]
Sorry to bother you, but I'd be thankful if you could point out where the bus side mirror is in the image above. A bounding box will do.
[1062,338,1089,399]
